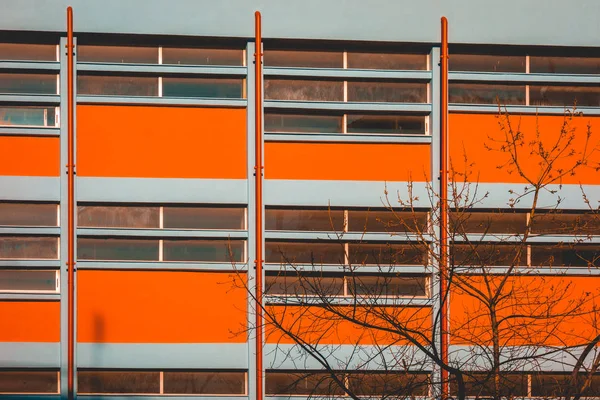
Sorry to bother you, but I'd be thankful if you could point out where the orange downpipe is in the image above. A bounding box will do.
[254,11,264,400]
[66,6,76,400]
[439,16,450,399]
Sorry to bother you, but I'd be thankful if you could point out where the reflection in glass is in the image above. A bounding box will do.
[265,79,343,102]
[78,45,158,64]
[266,209,344,231]
[530,56,600,74]
[0,43,57,61]
[78,75,158,96]
[265,113,342,133]
[0,270,56,292]
[0,203,57,226]
[0,370,59,393]
[78,370,160,394]
[347,81,427,103]
[163,371,246,394]
[266,242,344,265]
[163,240,244,262]
[347,115,426,135]
[163,207,245,230]
[77,238,159,261]
[78,206,159,228]
[449,83,525,105]
[0,73,57,95]
[162,77,244,98]
[529,85,600,107]
[348,52,427,70]
[0,106,56,127]
[163,48,243,66]
[449,54,526,72]
[264,50,343,68]
[0,236,58,259]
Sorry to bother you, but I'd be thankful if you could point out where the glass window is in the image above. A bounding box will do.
[0,73,57,95]
[451,244,525,267]
[78,206,159,229]
[348,210,428,233]
[530,56,600,75]
[163,371,246,395]
[163,240,244,262]
[348,372,430,396]
[450,211,527,234]
[0,270,56,292]
[532,212,600,235]
[449,54,526,73]
[451,373,528,397]
[347,52,427,70]
[531,245,600,267]
[347,275,427,297]
[347,81,427,103]
[0,106,57,127]
[264,50,343,69]
[266,209,344,231]
[77,370,160,394]
[77,238,159,261]
[265,79,344,102]
[162,48,243,66]
[266,242,345,265]
[0,236,58,259]
[163,207,245,230]
[347,115,426,135]
[265,113,343,133]
[0,43,57,62]
[0,370,58,393]
[162,77,244,99]
[529,85,600,107]
[449,83,526,105]
[77,75,158,96]
[265,274,344,296]
[266,371,345,396]
[77,45,158,64]
[349,243,425,266]
[531,373,600,397]
[0,203,57,226]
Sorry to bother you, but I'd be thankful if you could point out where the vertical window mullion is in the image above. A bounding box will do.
[159,371,164,394]
[525,54,530,106]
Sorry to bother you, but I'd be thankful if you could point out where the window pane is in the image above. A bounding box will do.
[451,244,525,266]
[266,209,344,231]
[77,238,159,261]
[264,51,343,68]
[532,373,600,397]
[449,54,526,72]
[78,45,158,64]
[0,270,56,292]
[0,203,57,226]
[0,43,57,61]
[347,81,427,103]
[348,210,428,233]
[77,75,158,96]
[163,371,246,394]
[77,370,160,394]
[265,113,342,133]
[530,56,600,74]
[0,370,58,393]
[449,83,526,105]
[532,212,600,235]
[347,275,427,297]
[456,373,528,397]
[162,77,244,99]
[266,274,344,296]
[266,372,345,395]
[162,48,243,66]
[348,372,430,396]
[0,106,56,127]
[347,53,427,70]
[347,115,426,135]
[0,73,57,95]
[266,242,344,265]
[0,237,58,259]
[531,245,600,267]
[265,79,343,102]
[163,207,245,230]
[163,240,244,262]
[530,85,600,107]
[349,243,425,266]
[78,206,159,228]
[450,211,527,234]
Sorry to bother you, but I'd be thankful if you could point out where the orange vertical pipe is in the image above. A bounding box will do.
[66,6,75,400]
[254,11,264,400]
[439,16,450,399]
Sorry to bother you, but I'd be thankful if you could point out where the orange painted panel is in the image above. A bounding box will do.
[77,105,247,178]
[0,301,60,342]
[450,114,600,184]
[77,270,247,343]
[450,275,600,346]
[0,136,59,176]
[265,142,430,181]
[266,305,431,345]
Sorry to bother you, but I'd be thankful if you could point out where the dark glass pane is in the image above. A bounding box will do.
[78,206,159,228]
[0,370,58,393]
[451,244,525,267]
[0,106,56,127]
[162,77,243,98]
[347,275,427,297]
[163,371,246,394]
[0,270,56,291]
[0,203,57,226]
[530,56,600,74]
[449,54,526,72]
[0,43,57,61]
[349,243,425,266]
[532,212,600,235]
[449,83,526,105]
[530,85,600,107]
[77,370,160,394]
[266,372,345,395]
[163,240,244,262]
[0,73,57,95]
[264,51,343,68]
[0,237,58,259]
[450,211,527,234]
[162,48,243,66]
[265,79,343,101]
[265,113,342,133]
[348,210,428,233]
[457,373,528,397]
[265,274,344,296]
[348,53,427,70]
[347,115,426,134]
[163,207,245,230]
[531,245,600,267]
[77,75,158,96]
[266,242,344,265]
[348,372,430,396]
[266,209,344,231]
[77,238,159,261]
[532,373,600,397]
[347,81,427,103]
[78,45,158,64]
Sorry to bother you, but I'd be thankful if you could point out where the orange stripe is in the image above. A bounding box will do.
[0,137,59,176]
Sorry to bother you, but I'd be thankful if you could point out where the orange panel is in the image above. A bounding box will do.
[450,114,600,184]
[77,270,247,343]
[450,275,600,346]
[0,301,60,342]
[77,105,247,178]
[0,136,59,176]
[265,142,431,181]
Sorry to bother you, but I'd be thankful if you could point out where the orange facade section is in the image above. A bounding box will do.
[0,136,59,176]
[450,114,600,184]
[0,301,60,342]
[77,105,247,179]
[77,270,247,343]
[265,142,431,181]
